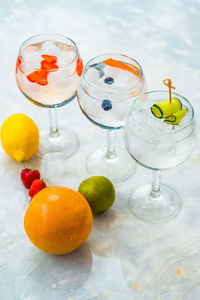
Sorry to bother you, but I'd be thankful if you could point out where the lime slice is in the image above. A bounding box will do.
[164,108,188,125]
[151,98,182,119]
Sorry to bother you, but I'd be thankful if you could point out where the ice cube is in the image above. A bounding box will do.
[22,45,41,72]
[90,63,105,78]
[22,45,40,63]
[86,66,101,82]
[41,40,60,56]
[48,69,79,93]
[155,137,176,156]
[58,48,76,68]
[48,69,71,85]
[17,70,46,100]
[115,69,137,89]
[107,100,129,126]
[79,91,103,120]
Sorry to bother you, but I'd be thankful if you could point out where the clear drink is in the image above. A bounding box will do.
[78,55,146,129]
[124,90,196,223]
[125,99,196,170]
[77,53,147,182]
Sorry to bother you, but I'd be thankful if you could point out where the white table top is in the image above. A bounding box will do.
[0,0,200,299]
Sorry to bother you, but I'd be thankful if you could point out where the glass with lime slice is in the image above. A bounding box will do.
[124,90,197,223]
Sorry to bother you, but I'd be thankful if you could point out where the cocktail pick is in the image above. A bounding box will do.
[163,79,176,103]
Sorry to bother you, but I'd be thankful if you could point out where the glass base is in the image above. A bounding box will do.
[37,128,80,158]
[40,152,81,188]
[86,147,136,183]
[129,184,181,223]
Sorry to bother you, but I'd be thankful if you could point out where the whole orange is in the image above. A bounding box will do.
[24,186,93,255]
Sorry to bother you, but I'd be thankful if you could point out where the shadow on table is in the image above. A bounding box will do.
[88,208,128,258]
[14,242,93,298]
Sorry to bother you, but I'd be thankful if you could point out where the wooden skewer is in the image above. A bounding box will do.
[163,78,176,103]
[163,79,176,130]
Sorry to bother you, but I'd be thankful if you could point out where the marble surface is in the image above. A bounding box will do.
[0,0,200,299]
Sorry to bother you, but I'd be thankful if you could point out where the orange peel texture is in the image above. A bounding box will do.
[24,186,93,255]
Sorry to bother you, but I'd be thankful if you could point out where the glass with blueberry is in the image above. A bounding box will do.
[77,53,147,182]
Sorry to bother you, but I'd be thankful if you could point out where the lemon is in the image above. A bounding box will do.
[78,176,115,214]
[1,113,39,162]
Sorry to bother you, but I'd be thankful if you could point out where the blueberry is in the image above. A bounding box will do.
[102,99,112,111]
[104,77,114,85]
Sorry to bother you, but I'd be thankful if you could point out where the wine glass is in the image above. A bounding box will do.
[16,33,83,158]
[77,53,147,182]
[124,90,196,223]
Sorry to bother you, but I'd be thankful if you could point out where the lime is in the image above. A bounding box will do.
[1,113,39,162]
[78,176,115,214]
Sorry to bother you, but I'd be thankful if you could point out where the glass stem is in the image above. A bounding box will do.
[49,109,59,138]
[105,130,117,160]
[149,170,161,199]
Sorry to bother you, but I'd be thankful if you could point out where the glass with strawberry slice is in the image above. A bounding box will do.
[16,33,83,158]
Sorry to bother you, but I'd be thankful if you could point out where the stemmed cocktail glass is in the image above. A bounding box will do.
[77,53,147,182]
[16,33,83,158]
[124,91,196,222]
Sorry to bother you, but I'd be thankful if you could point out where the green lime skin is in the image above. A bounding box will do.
[78,176,115,214]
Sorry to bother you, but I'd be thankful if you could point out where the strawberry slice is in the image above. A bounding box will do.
[16,56,22,73]
[26,69,48,86]
[41,60,59,71]
[76,58,83,76]
[41,54,57,63]
[29,178,46,198]
[21,168,41,189]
